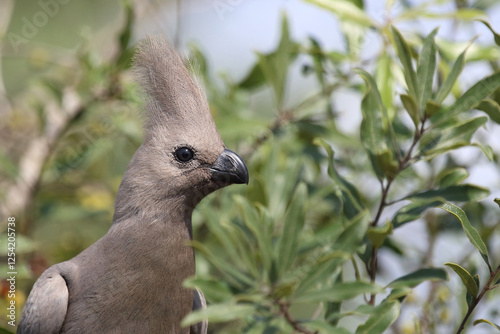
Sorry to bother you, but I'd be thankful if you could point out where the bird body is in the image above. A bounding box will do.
[18,37,248,334]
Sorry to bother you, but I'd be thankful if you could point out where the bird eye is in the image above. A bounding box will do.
[175,147,194,162]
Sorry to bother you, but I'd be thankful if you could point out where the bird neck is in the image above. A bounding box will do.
[112,176,195,242]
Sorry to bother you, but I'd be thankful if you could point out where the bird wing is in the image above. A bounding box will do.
[189,289,207,334]
[17,267,68,334]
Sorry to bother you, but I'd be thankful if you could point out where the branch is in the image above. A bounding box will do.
[0,88,83,222]
[0,84,115,224]
[279,301,317,334]
[240,81,343,158]
[366,117,427,304]
[240,109,295,158]
[456,266,500,334]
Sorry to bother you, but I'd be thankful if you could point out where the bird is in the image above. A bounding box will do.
[17,36,249,334]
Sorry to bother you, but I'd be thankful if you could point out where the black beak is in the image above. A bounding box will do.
[210,149,249,185]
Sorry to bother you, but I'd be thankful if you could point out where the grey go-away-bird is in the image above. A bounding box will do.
[17,37,249,334]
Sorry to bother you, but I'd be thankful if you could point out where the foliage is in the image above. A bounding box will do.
[2,1,500,333]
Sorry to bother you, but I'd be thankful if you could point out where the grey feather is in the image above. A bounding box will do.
[17,36,248,334]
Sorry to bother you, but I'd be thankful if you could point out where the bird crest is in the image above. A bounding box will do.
[133,36,220,145]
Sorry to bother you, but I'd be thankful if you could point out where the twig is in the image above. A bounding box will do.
[279,301,318,334]
[240,109,295,158]
[456,265,500,334]
[0,89,83,223]
[0,83,118,226]
[366,117,428,304]
[240,81,344,158]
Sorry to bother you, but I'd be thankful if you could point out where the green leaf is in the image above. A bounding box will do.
[355,68,390,127]
[296,281,382,303]
[181,303,255,327]
[355,300,400,334]
[435,43,468,103]
[341,20,367,59]
[406,184,489,203]
[466,274,480,308]
[418,116,488,158]
[325,274,343,326]
[441,203,489,266]
[437,167,469,188]
[454,8,487,20]
[205,211,260,280]
[314,138,367,219]
[276,183,307,276]
[239,62,266,90]
[293,251,349,297]
[336,213,371,252]
[367,221,393,249]
[439,72,500,122]
[437,38,499,63]
[116,1,135,69]
[295,213,370,295]
[0,326,16,334]
[478,19,500,47]
[388,268,448,289]
[304,321,351,334]
[495,198,500,208]
[473,319,500,330]
[374,149,399,181]
[261,144,303,220]
[385,287,412,302]
[391,25,419,101]
[234,196,273,277]
[472,143,494,161]
[417,28,438,111]
[392,198,444,227]
[400,94,420,128]
[308,37,327,88]
[241,14,298,107]
[476,99,500,124]
[305,0,376,27]
[355,68,399,179]
[183,277,233,303]
[190,240,254,289]
[445,262,478,298]
[425,100,441,118]
[376,53,395,120]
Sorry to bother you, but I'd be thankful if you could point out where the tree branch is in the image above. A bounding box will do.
[366,117,428,304]
[279,301,317,334]
[456,265,500,334]
[0,84,116,225]
[0,88,83,223]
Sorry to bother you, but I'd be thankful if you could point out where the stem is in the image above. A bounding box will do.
[366,118,427,304]
[241,81,345,158]
[368,246,378,305]
[456,266,500,334]
[279,301,318,334]
[372,180,392,227]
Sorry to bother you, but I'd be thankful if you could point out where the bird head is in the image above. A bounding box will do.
[113,37,248,220]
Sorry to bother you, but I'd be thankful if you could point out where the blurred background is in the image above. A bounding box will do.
[2,0,500,333]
